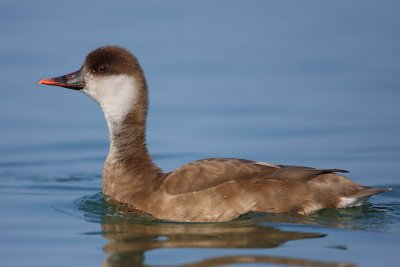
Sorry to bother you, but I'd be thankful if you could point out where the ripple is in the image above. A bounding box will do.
[255,202,400,234]
[54,193,157,225]
[51,182,400,236]
[53,190,400,235]
[0,156,104,167]
[0,140,106,154]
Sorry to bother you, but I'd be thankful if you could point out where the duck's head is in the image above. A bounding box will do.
[39,46,147,124]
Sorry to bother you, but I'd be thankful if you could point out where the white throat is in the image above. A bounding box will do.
[83,74,138,128]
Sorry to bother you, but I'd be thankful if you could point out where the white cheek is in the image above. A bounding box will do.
[83,74,137,124]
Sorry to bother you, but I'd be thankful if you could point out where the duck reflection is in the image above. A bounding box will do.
[75,193,354,267]
[102,219,321,251]
[100,219,353,267]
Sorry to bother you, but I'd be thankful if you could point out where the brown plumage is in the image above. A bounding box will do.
[39,45,388,222]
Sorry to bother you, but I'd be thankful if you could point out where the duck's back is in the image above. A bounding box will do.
[147,158,387,222]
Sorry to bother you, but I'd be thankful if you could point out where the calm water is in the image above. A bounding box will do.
[1,1,400,266]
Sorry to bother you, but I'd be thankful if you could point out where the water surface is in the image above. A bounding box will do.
[1,1,399,266]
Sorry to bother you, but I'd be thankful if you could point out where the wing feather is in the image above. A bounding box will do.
[163,158,345,195]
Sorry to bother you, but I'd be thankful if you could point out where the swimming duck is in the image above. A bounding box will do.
[39,46,387,222]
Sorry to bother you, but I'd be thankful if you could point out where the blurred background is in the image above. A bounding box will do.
[0,1,399,267]
[1,1,399,178]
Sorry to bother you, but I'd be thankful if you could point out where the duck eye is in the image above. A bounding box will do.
[96,64,109,73]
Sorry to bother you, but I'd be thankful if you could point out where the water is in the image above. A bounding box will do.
[1,1,400,266]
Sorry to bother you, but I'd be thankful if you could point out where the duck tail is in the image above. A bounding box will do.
[351,187,390,198]
[338,187,390,208]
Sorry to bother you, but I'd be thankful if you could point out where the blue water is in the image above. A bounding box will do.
[1,1,400,266]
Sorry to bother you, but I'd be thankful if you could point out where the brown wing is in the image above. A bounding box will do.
[163,158,348,195]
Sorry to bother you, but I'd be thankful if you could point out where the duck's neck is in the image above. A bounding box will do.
[106,112,159,174]
[98,76,163,200]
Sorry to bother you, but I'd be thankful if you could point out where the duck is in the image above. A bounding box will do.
[39,45,388,222]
